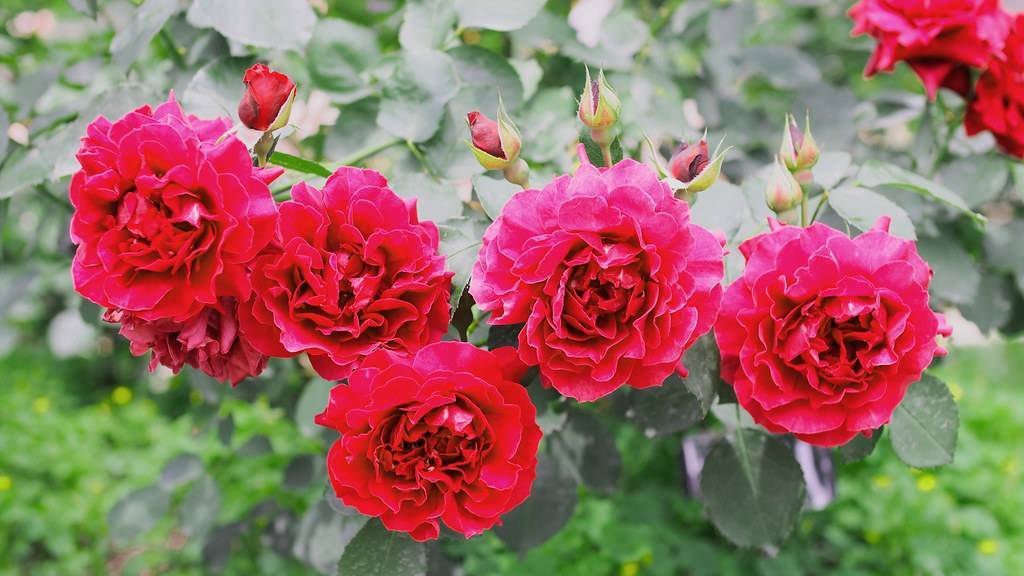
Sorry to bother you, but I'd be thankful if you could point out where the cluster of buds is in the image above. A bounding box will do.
[666,131,730,197]
[465,96,529,187]
[765,112,819,214]
[238,63,297,167]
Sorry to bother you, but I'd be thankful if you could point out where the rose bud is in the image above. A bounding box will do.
[779,111,819,172]
[238,63,296,132]
[667,132,731,194]
[465,98,522,171]
[578,67,620,131]
[765,156,804,212]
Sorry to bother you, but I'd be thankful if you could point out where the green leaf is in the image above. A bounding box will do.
[447,45,524,114]
[812,151,852,190]
[473,174,518,221]
[550,409,621,494]
[159,453,204,490]
[916,235,980,305]
[400,0,457,51]
[837,428,883,463]
[961,272,1013,333]
[857,160,983,223]
[178,475,221,539]
[0,97,8,161]
[890,374,958,468]
[187,0,316,52]
[0,148,49,199]
[269,151,333,178]
[377,51,458,143]
[494,446,578,556]
[389,172,464,223]
[454,0,546,31]
[295,377,334,438]
[324,98,394,162]
[110,0,180,70]
[337,519,426,576]
[938,155,1009,208]
[828,185,916,239]
[700,430,805,547]
[181,57,252,121]
[690,181,749,242]
[437,214,489,318]
[296,499,369,575]
[308,18,380,103]
[1011,161,1024,202]
[561,10,649,71]
[108,485,171,544]
[623,333,719,436]
[579,131,623,168]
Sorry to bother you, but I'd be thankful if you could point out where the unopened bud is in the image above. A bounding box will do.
[765,156,804,213]
[466,96,522,171]
[667,132,731,194]
[779,111,819,172]
[238,63,296,132]
[578,67,620,131]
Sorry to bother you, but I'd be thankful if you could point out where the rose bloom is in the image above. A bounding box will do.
[966,14,1024,158]
[237,167,452,380]
[849,0,1011,99]
[238,63,296,132]
[315,342,541,541]
[714,218,951,447]
[70,93,280,322]
[107,298,267,385]
[470,158,724,402]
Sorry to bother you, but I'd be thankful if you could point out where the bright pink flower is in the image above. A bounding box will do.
[849,0,1011,99]
[966,14,1024,158]
[470,158,724,402]
[70,93,281,323]
[714,218,952,447]
[107,298,267,386]
[315,342,541,541]
[237,167,452,380]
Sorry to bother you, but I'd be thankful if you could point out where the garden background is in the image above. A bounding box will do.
[1,0,1022,574]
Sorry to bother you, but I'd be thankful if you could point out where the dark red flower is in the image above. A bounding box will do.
[237,167,452,380]
[107,298,267,385]
[470,158,724,402]
[315,342,541,541]
[966,14,1024,158]
[714,218,951,447]
[69,93,281,323]
[238,63,296,131]
[849,0,1011,99]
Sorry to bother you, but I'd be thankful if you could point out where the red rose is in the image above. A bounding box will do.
[238,63,296,132]
[849,0,1011,99]
[470,159,724,402]
[714,218,952,447]
[466,111,504,158]
[668,139,709,184]
[966,14,1024,158]
[70,93,281,323]
[107,298,267,385]
[315,342,541,541]
[237,167,452,380]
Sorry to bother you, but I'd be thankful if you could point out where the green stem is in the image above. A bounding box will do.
[600,142,613,168]
[800,190,808,227]
[158,29,186,69]
[406,140,438,179]
[810,189,830,224]
[337,137,402,167]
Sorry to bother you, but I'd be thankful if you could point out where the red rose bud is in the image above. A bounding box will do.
[779,112,819,172]
[465,97,522,171]
[238,63,296,132]
[578,67,620,131]
[765,156,804,212]
[666,132,731,194]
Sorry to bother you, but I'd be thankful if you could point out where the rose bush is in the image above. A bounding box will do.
[70,93,280,323]
[471,157,724,401]
[238,167,452,380]
[715,217,952,447]
[315,342,541,541]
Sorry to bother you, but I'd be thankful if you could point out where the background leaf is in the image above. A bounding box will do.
[187,0,317,52]
[110,0,180,70]
[454,0,546,32]
[377,51,458,143]
[890,374,959,468]
[337,519,426,576]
